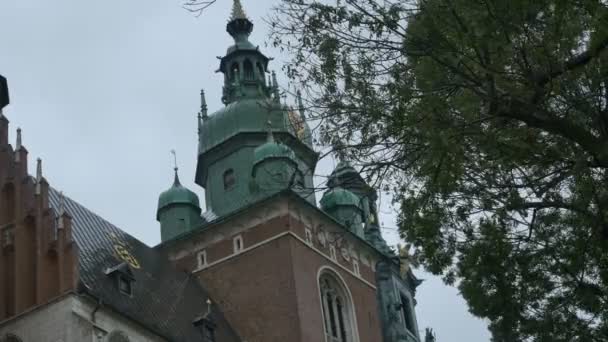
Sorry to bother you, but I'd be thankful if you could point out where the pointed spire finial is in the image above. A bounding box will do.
[57,191,66,230]
[198,111,203,135]
[271,71,280,102]
[297,90,305,115]
[36,158,42,179]
[200,89,208,117]
[16,127,22,150]
[35,158,43,195]
[171,150,181,186]
[266,120,274,143]
[230,0,248,21]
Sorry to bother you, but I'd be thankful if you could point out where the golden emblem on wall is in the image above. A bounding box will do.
[113,244,141,269]
[110,232,141,269]
[287,109,306,140]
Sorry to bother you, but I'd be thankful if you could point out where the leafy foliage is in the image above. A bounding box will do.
[269,0,608,341]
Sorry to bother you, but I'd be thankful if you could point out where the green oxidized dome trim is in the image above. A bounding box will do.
[253,130,297,167]
[157,170,201,216]
[320,187,362,210]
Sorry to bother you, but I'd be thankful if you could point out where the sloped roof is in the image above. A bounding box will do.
[48,188,240,342]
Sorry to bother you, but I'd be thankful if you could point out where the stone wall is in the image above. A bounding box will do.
[0,294,167,342]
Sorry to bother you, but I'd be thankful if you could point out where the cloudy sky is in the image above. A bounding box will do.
[1,0,490,340]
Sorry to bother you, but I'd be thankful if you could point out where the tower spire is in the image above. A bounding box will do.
[226,0,253,39]
[230,0,248,21]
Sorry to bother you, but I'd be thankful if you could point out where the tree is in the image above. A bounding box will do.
[183,0,218,17]
[269,0,608,341]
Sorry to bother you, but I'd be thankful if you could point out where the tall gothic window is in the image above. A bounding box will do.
[319,271,357,342]
[243,59,254,80]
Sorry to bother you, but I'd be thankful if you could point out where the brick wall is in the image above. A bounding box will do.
[0,111,78,322]
[162,194,387,342]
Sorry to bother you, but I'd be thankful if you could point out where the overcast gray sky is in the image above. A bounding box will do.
[1,0,491,340]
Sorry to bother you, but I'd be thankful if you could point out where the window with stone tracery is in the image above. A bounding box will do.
[319,271,357,342]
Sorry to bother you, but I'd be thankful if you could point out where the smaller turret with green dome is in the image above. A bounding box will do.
[322,159,393,253]
[321,186,364,237]
[157,158,203,242]
[251,124,305,197]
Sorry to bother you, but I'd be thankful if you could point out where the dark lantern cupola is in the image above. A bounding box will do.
[219,0,271,104]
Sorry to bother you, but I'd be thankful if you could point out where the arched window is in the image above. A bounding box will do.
[107,330,130,342]
[318,269,358,342]
[223,169,236,190]
[243,59,254,80]
[230,63,240,82]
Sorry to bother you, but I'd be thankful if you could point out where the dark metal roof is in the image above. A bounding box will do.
[48,188,241,342]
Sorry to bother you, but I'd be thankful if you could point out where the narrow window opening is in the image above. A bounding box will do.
[197,250,207,269]
[233,235,243,253]
[223,169,236,190]
[243,59,254,80]
[118,275,132,296]
[230,63,240,81]
[327,293,337,337]
[337,298,348,340]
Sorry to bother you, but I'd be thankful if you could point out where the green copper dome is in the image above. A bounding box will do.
[320,187,361,210]
[157,171,201,218]
[199,99,302,155]
[253,133,296,166]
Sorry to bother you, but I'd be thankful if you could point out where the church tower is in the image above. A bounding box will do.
[158,2,425,341]
[195,0,317,217]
